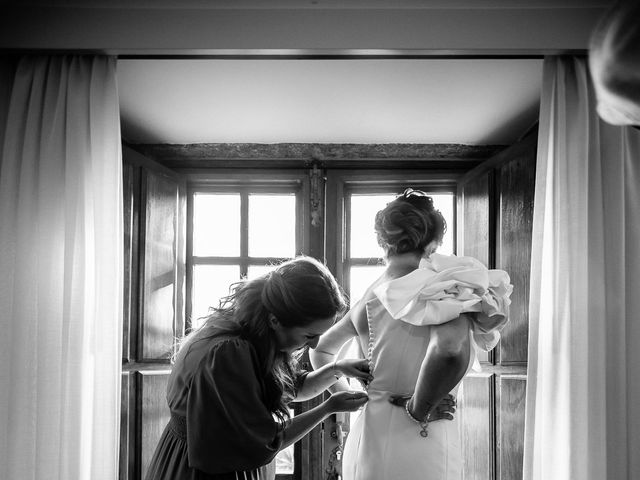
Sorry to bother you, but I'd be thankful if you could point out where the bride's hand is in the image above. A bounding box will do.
[388,393,456,422]
[334,359,374,387]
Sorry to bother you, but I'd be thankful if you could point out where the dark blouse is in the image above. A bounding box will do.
[145,334,304,480]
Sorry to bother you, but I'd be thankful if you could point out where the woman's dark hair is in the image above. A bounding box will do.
[374,188,447,256]
[179,256,346,423]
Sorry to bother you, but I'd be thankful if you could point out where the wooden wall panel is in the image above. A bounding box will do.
[498,376,526,480]
[459,373,494,480]
[175,184,187,342]
[299,398,325,480]
[123,163,134,362]
[458,129,536,480]
[122,146,186,480]
[139,372,171,480]
[461,172,492,364]
[120,372,135,480]
[498,154,535,364]
[141,171,180,361]
[461,172,491,268]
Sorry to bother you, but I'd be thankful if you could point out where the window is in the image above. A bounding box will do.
[188,189,300,329]
[347,191,456,304]
[187,178,306,479]
[184,170,459,480]
[324,173,459,435]
[325,175,458,306]
[124,156,466,480]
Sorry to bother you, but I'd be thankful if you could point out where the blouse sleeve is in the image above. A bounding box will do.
[186,338,283,474]
[373,253,513,355]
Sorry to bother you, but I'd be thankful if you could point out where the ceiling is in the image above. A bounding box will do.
[0,0,609,8]
[117,58,543,146]
[0,0,610,8]
[2,0,612,147]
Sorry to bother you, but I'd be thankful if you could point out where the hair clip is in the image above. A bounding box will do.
[399,187,428,199]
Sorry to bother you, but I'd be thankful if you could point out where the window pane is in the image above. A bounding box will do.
[247,264,278,279]
[191,265,240,329]
[350,194,395,258]
[249,194,296,258]
[430,193,455,256]
[349,265,386,305]
[193,194,240,256]
[350,192,456,258]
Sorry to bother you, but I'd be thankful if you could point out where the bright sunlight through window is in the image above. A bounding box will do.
[190,190,297,476]
[348,192,455,305]
[189,188,455,475]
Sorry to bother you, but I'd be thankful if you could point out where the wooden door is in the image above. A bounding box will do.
[120,146,186,480]
[457,129,536,480]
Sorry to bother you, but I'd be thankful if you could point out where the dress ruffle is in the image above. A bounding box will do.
[373,253,513,359]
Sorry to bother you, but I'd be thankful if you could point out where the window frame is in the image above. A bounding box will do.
[185,170,311,480]
[181,167,463,480]
[319,169,462,473]
[325,170,462,297]
[185,170,311,333]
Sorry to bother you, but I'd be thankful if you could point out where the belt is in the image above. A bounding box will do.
[168,413,187,440]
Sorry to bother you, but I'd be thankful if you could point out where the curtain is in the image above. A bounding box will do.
[0,56,123,480]
[523,56,640,480]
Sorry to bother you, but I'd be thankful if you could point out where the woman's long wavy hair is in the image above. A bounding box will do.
[177,256,346,423]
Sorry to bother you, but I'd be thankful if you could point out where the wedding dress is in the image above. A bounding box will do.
[342,254,512,480]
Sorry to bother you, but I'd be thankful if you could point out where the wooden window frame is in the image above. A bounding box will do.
[185,170,311,333]
[184,169,311,480]
[324,170,462,293]
[320,169,461,474]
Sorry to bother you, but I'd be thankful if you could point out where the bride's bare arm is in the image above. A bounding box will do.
[308,308,362,393]
[409,313,472,419]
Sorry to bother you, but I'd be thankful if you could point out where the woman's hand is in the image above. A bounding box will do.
[326,391,369,413]
[334,358,373,387]
[388,393,456,422]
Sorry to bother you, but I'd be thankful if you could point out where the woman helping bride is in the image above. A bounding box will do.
[310,189,512,480]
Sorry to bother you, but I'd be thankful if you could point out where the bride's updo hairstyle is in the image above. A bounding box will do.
[374,188,446,256]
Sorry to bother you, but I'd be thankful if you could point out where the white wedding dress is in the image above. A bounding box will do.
[341,254,512,480]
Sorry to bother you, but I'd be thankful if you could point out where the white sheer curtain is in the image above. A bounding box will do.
[524,56,640,480]
[0,56,123,480]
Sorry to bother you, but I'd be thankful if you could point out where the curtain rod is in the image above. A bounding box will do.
[0,48,568,60]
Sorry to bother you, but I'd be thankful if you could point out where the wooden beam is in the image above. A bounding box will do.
[0,6,605,54]
[127,142,505,170]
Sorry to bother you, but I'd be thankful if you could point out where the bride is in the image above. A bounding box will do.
[310,189,512,480]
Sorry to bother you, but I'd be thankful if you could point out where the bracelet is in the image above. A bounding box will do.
[404,398,430,438]
[331,360,342,380]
